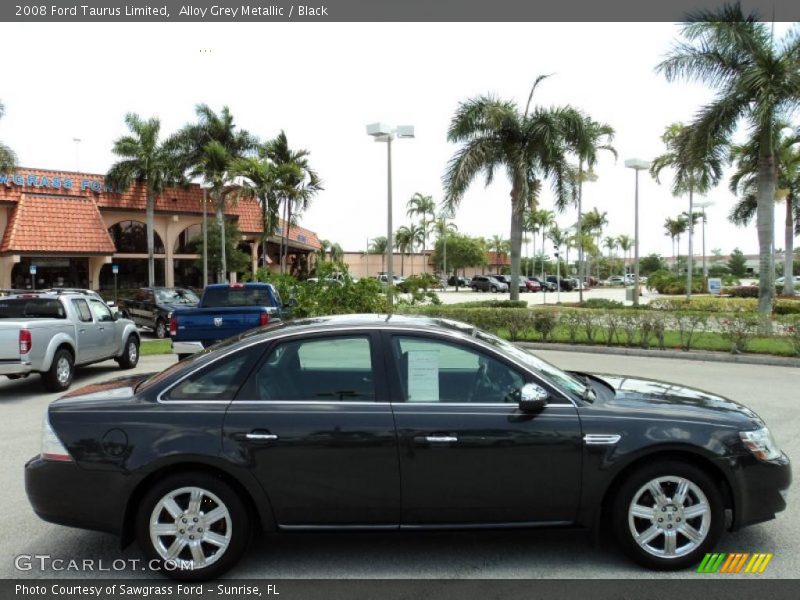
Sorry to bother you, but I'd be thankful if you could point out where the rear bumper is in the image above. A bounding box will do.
[171,340,205,355]
[0,361,33,376]
[25,455,128,535]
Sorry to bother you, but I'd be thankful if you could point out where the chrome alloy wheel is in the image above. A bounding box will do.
[627,476,710,558]
[150,487,232,568]
[127,340,138,363]
[56,357,72,386]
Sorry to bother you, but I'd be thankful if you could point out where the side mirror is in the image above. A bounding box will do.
[518,383,549,413]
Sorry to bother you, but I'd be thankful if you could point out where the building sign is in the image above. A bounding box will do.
[708,278,722,296]
[0,172,117,194]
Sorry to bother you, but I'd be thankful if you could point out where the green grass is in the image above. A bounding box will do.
[140,339,172,355]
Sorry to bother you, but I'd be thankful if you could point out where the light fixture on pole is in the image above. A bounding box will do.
[366,122,415,312]
[694,200,714,278]
[624,158,650,306]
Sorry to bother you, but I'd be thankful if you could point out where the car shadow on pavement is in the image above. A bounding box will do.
[0,362,126,402]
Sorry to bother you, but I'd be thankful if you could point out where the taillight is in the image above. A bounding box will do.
[259,312,269,327]
[230,283,244,288]
[41,412,72,462]
[169,315,178,337]
[19,329,32,354]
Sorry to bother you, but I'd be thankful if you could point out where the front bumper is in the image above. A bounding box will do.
[25,455,129,535]
[0,361,33,376]
[727,452,791,531]
[171,340,204,355]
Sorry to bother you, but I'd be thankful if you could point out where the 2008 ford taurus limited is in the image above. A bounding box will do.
[25,315,791,580]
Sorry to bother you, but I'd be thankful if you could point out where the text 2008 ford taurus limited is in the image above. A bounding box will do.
[25,315,790,580]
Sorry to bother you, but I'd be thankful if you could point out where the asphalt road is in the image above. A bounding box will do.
[0,351,796,579]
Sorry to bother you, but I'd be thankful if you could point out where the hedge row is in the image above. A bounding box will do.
[401,306,800,356]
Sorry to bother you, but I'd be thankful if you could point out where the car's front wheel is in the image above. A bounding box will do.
[490,286,498,293]
[136,473,250,581]
[612,461,724,570]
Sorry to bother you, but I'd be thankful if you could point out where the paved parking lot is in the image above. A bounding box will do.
[0,350,796,579]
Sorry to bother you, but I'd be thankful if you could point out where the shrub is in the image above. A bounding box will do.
[444,300,528,309]
[532,310,557,341]
[581,298,625,310]
[579,312,599,343]
[562,310,583,344]
[675,312,709,351]
[727,286,759,298]
[717,315,760,353]
[619,312,640,347]
[773,299,800,315]
[785,318,800,356]
[602,312,623,346]
[650,297,757,313]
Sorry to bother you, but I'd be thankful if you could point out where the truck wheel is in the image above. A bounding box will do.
[491,286,498,293]
[154,319,167,339]
[42,348,74,392]
[117,336,140,369]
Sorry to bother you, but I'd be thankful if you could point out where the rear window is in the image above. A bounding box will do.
[0,298,66,319]
[202,287,275,308]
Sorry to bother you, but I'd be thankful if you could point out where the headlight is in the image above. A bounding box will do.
[739,427,782,462]
[41,412,72,462]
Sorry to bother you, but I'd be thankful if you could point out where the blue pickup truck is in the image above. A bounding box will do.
[170,282,285,358]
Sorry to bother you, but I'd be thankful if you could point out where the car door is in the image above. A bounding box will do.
[222,331,401,527]
[86,298,117,359]
[69,298,102,363]
[383,331,583,526]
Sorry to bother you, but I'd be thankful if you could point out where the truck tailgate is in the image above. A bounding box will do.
[173,307,268,346]
[0,323,20,360]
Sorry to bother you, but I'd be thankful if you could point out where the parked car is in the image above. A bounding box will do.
[447,275,470,288]
[0,291,139,391]
[491,274,528,293]
[607,276,627,286]
[170,283,286,358]
[529,277,556,292]
[117,287,200,339]
[775,276,800,287]
[524,278,542,293]
[26,314,790,580]
[471,275,509,293]
[546,276,574,291]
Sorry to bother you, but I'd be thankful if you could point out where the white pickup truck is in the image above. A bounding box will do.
[0,291,140,391]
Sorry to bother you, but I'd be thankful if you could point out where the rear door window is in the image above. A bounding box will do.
[71,299,93,322]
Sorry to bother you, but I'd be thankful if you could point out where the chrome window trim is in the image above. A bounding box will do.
[156,323,579,407]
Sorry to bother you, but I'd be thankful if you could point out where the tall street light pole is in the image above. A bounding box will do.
[366,123,415,313]
[439,207,455,287]
[625,158,650,306]
[695,200,714,278]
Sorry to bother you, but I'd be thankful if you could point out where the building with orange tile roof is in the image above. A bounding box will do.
[0,167,322,290]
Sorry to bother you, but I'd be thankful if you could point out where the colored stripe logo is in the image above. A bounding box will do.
[697,553,773,574]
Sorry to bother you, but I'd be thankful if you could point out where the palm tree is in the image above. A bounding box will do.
[523,210,540,277]
[664,216,688,273]
[0,101,16,171]
[408,223,426,274]
[534,209,555,278]
[657,5,800,313]
[432,217,458,238]
[604,236,618,263]
[406,193,436,272]
[394,226,415,276]
[617,234,633,276]
[369,236,389,272]
[263,131,323,274]
[107,113,183,287]
[729,124,800,295]
[443,75,584,300]
[582,207,608,280]
[650,123,723,298]
[570,117,616,300]
[329,242,344,264]
[171,105,256,281]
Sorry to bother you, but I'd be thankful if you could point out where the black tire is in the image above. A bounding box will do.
[42,348,74,392]
[472,286,478,293]
[490,286,498,293]
[136,472,250,581]
[612,460,724,570]
[154,319,168,339]
[117,336,140,369]
[177,353,191,361]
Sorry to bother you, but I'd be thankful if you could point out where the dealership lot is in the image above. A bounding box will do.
[0,351,796,579]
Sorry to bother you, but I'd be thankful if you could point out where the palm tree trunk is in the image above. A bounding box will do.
[577,161,584,303]
[216,194,227,283]
[541,226,546,279]
[756,129,776,316]
[784,196,794,296]
[686,187,694,300]
[509,177,524,302]
[146,190,155,287]
[261,194,269,276]
[282,200,292,275]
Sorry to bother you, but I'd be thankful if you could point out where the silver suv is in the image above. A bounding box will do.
[0,291,140,391]
[470,276,509,293]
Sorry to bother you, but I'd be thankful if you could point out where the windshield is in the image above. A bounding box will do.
[473,329,588,398]
[156,288,199,305]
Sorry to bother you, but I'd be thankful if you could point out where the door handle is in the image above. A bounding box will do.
[415,435,458,444]
[79,328,86,333]
[244,432,279,441]
[98,327,105,331]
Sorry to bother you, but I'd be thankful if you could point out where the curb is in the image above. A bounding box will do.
[517,342,800,368]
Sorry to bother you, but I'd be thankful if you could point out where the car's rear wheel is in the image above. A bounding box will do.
[612,461,723,570]
[472,286,478,292]
[117,336,139,369]
[490,286,498,293]
[154,319,167,339]
[42,348,74,392]
[136,473,250,581]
